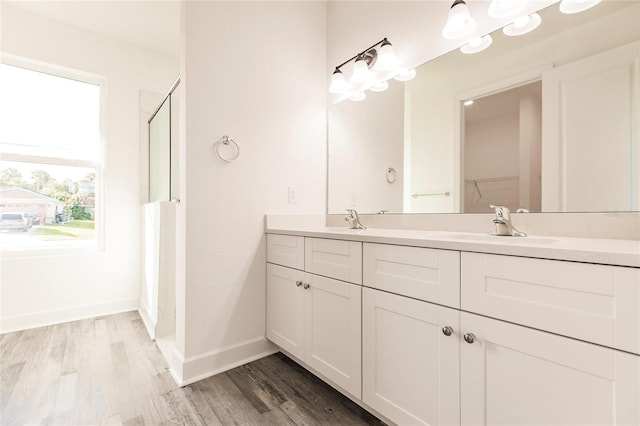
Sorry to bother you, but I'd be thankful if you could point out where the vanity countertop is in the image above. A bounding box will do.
[266,225,640,268]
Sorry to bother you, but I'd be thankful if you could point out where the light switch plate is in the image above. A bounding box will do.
[288,186,297,204]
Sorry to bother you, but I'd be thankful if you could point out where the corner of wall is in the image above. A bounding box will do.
[178,337,278,386]
[138,306,156,340]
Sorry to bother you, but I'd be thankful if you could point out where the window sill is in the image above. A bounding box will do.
[0,239,102,258]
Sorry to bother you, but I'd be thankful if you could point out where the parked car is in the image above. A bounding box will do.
[29,213,42,226]
[0,212,30,232]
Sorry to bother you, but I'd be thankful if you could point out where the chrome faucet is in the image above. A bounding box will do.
[489,205,526,237]
[345,209,367,229]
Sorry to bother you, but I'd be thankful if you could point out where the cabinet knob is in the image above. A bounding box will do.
[296,281,303,287]
[303,283,310,290]
[463,333,476,344]
[442,326,453,336]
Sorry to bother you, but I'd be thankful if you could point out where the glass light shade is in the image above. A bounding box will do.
[349,92,366,101]
[487,0,528,18]
[329,69,348,93]
[559,0,601,14]
[442,0,477,40]
[393,68,416,82]
[374,41,398,71]
[369,81,389,92]
[351,57,370,84]
[460,34,493,54]
[503,13,541,36]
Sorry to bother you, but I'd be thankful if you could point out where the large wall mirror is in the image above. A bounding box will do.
[328,1,639,214]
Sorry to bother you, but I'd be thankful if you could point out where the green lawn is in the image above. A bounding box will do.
[32,220,95,240]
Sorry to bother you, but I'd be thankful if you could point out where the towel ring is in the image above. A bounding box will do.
[215,135,240,163]
[386,167,397,183]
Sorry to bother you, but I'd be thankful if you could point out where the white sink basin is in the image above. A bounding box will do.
[444,233,557,245]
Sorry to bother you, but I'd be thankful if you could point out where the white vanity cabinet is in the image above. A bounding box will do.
[265,230,640,426]
[266,235,362,398]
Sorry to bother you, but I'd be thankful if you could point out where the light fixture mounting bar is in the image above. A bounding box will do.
[334,38,390,70]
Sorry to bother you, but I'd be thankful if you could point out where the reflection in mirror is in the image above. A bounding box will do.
[328,79,404,214]
[463,81,541,213]
[327,1,640,214]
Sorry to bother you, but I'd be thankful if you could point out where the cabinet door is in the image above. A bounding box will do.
[266,264,305,359]
[304,273,362,398]
[363,288,460,426]
[461,312,640,426]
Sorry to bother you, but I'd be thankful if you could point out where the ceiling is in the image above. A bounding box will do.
[5,0,180,59]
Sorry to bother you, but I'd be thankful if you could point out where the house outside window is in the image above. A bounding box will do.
[0,59,103,250]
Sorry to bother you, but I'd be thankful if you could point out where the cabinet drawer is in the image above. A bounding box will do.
[305,238,362,284]
[267,234,304,270]
[461,252,640,354]
[363,243,460,308]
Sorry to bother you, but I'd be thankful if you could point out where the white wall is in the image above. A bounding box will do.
[0,4,178,332]
[177,1,326,384]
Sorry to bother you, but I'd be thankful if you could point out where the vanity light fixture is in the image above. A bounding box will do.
[349,92,367,102]
[503,13,542,36]
[375,39,399,71]
[329,68,348,94]
[460,34,493,54]
[369,81,390,92]
[487,0,528,18]
[351,54,371,84]
[328,38,398,93]
[393,68,417,82]
[442,0,477,40]
[559,0,601,14]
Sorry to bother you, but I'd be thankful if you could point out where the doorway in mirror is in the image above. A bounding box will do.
[462,81,542,213]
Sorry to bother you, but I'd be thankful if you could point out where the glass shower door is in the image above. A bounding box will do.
[149,97,171,202]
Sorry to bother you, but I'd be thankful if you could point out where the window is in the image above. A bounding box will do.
[0,60,103,250]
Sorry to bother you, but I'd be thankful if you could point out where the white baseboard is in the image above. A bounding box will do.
[178,336,279,386]
[156,335,185,384]
[138,305,156,340]
[0,298,139,334]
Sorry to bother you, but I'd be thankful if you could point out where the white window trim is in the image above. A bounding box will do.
[0,54,106,255]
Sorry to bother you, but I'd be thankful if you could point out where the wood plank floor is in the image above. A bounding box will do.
[0,312,384,425]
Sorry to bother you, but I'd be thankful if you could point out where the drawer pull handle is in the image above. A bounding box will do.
[442,326,453,336]
[303,283,310,290]
[296,281,303,287]
[464,333,476,344]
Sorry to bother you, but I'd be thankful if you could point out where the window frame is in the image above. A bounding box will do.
[0,54,106,255]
